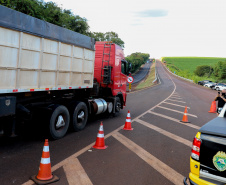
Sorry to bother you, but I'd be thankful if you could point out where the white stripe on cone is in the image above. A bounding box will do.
[127,113,131,117]
[40,157,51,164]
[43,146,49,152]
[126,119,131,122]
[97,133,104,138]
[99,125,104,131]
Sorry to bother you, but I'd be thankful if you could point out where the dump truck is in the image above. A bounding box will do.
[184,105,226,185]
[0,5,131,139]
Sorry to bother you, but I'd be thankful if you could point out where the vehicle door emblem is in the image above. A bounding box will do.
[213,151,226,172]
[5,100,10,106]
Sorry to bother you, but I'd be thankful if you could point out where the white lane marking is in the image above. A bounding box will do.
[170,96,183,99]
[133,65,177,121]
[172,93,180,96]
[63,158,93,185]
[135,119,192,147]
[112,132,184,185]
[171,95,182,98]
[148,110,200,130]
[157,105,198,118]
[162,102,190,109]
[167,99,186,103]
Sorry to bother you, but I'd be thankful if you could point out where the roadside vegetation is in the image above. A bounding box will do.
[161,57,226,83]
[126,53,150,73]
[135,62,156,90]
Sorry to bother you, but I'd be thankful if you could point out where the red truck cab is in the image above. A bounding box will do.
[94,41,131,107]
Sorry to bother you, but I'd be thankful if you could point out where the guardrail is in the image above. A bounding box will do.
[152,62,159,84]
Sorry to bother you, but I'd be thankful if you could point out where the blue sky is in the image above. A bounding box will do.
[48,0,226,58]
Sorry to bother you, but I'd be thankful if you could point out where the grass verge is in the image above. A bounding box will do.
[135,62,156,90]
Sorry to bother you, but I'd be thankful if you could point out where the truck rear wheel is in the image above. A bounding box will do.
[49,105,70,140]
[71,102,88,131]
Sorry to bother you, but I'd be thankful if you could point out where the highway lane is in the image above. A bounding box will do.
[132,62,152,84]
[0,60,218,185]
[127,62,152,85]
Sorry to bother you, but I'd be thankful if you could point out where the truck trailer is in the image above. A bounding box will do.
[0,5,131,139]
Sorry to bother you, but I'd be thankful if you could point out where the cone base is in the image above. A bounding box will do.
[208,111,216,113]
[180,121,190,123]
[93,145,108,149]
[123,128,134,130]
[30,174,59,185]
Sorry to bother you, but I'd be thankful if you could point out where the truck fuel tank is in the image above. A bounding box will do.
[90,98,112,115]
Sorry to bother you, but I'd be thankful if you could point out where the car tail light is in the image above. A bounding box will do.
[191,133,201,160]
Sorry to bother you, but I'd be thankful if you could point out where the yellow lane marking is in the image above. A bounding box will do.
[167,99,186,103]
[63,158,93,185]
[135,119,192,147]
[157,105,198,118]
[112,132,184,185]
[148,110,200,130]
[162,101,190,109]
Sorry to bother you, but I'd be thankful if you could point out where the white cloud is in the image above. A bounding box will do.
[136,9,168,17]
[47,0,226,58]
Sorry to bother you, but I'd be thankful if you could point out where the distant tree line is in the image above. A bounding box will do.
[0,0,124,47]
[194,61,226,80]
[126,53,150,73]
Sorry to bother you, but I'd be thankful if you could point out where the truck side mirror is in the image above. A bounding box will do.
[128,63,132,74]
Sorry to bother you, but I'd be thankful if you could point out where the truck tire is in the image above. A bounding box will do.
[49,105,70,140]
[71,102,88,131]
[113,97,121,117]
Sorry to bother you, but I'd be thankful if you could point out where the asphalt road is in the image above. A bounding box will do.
[130,62,152,84]
[0,60,218,185]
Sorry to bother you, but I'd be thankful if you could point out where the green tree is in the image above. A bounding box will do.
[0,0,90,35]
[214,61,226,79]
[90,31,124,48]
[126,52,150,73]
[194,65,213,77]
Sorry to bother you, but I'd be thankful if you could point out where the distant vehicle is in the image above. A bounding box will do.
[210,83,225,90]
[204,82,216,88]
[215,84,226,91]
[197,80,212,86]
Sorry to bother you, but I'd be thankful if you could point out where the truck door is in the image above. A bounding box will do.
[120,60,127,103]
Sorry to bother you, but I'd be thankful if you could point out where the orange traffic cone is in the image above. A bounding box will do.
[31,139,59,184]
[93,122,107,149]
[180,106,190,123]
[123,110,133,130]
[208,101,217,113]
